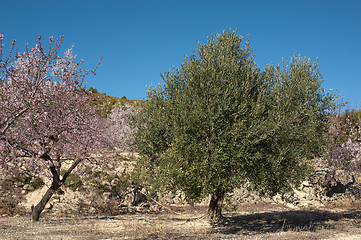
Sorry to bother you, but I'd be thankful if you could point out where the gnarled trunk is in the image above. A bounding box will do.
[207,188,225,220]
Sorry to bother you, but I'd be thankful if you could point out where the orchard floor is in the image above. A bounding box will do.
[1,203,361,240]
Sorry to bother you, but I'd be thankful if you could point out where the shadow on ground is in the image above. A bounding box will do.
[212,209,361,235]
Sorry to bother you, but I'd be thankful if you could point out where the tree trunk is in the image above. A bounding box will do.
[31,185,59,221]
[31,169,62,221]
[207,189,225,220]
[31,157,82,221]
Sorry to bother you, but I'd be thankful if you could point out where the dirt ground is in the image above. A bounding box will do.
[1,203,361,240]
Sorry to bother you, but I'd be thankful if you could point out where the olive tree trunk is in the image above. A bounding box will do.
[207,189,225,220]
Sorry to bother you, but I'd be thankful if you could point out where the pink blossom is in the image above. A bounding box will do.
[0,35,114,179]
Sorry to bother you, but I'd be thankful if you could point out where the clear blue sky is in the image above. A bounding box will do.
[1,0,360,108]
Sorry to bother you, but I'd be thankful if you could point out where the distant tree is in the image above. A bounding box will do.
[328,109,361,173]
[134,30,338,220]
[0,35,113,221]
[88,86,99,93]
[108,103,138,152]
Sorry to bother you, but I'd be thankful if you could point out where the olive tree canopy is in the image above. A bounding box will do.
[134,30,337,219]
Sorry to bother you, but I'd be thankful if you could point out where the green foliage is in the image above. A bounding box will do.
[85,170,133,195]
[134,30,338,204]
[29,177,45,190]
[87,88,142,118]
[222,193,244,212]
[63,172,84,191]
[88,87,99,94]
[56,188,65,195]
[11,175,44,191]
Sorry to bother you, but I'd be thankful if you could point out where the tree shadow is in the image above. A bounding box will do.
[211,209,361,235]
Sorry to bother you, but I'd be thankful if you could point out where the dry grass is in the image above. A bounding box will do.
[324,199,361,209]
[1,203,361,239]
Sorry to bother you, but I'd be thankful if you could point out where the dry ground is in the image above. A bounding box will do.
[1,203,361,239]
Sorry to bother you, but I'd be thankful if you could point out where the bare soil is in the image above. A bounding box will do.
[1,203,361,239]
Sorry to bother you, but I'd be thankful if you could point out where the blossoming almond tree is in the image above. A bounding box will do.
[108,103,138,153]
[329,110,361,173]
[0,35,113,221]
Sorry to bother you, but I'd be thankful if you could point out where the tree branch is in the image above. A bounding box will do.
[61,158,82,183]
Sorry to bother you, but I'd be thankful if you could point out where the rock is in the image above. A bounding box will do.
[135,203,150,212]
[293,189,306,199]
[89,207,97,214]
[150,204,162,212]
[173,190,186,204]
[305,194,314,201]
[103,192,112,199]
[160,192,175,204]
[301,180,312,188]
[23,184,34,191]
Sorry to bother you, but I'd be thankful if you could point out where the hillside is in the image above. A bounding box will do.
[87,87,142,117]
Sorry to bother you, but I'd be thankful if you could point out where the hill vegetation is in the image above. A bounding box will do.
[87,87,142,118]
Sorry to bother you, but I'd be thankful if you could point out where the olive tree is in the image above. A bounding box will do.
[134,31,337,220]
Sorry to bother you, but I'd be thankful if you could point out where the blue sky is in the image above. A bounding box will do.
[1,0,360,108]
